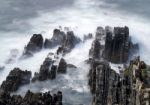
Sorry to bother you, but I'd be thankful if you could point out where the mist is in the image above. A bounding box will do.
[0,0,150,104]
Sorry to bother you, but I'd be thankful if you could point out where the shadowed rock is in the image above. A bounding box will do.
[89,39,101,59]
[0,68,31,92]
[103,26,139,63]
[44,29,66,48]
[57,58,67,73]
[22,34,43,58]
[57,31,81,55]
[0,90,63,105]
[32,57,57,82]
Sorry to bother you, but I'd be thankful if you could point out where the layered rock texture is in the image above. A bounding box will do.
[88,26,149,105]
[22,34,43,58]
[0,68,31,92]
[0,90,63,105]
[32,56,67,82]
[32,57,56,82]
[0,26,149,105]
[104,26,139,63]
[44,28,81,54]
[44,29,66,48]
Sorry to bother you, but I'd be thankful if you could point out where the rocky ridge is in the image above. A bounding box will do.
[0,26,149,105]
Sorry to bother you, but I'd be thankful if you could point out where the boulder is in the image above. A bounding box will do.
[0,68,31,92]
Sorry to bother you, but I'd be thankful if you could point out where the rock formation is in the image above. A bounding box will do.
[57,58,67,73]
[32,56,68,82]
[0,68,31,92]
[57,31,81,55]
[22,34,43,58]
[32,57,57,82]
[44,29,66,48]
[89,39,101,59]
[88,26,149,105]
[44,29,81,55]
[103,26,139,63]
[0,90,63,105]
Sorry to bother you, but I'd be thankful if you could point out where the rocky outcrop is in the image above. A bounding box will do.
[122,57,150,105]
[32,57,57,82]
[103,26,139,63]
[22,34,43,58]
[87,26,148,105]
[0,90,63,105]
[44,29,80,55]
[57,58,67,73]
[89,56,150,105]
[89,39,101,59]
[44,29,66,48]
[32,56,68,82]
[59,31,81,54]
[0,68,31,92]
[88,59,120,105]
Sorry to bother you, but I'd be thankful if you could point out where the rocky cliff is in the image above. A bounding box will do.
[88,26,149,105]
[0,26,149,105]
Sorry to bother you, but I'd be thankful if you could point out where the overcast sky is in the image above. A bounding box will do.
[0,0,149,32]
[0,0,74,32]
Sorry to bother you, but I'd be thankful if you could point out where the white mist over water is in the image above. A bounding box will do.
[0,0,150,104]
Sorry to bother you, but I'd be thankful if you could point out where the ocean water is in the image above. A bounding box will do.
[0,0,150,104]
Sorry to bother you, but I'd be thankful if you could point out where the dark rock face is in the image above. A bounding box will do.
[61,31,81,53]
[94,62,119,105]
[104,26,138,63]
[0,90,63,105]
[22,34,43,57]
[44,29,80,55]
[57,58,67,73]
[32,57,57,82]
[88,60,120,105]
[89,39,101,59]
[44,29,66,48]
[0,68,31,92]
[87,26,148,105]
